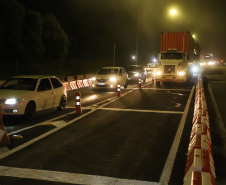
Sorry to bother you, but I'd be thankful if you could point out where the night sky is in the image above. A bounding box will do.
[18,0,226,64]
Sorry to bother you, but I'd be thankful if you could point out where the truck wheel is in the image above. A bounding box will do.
[156,81,160,86]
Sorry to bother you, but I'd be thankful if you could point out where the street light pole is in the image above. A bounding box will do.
[113,42,116,66]
[135,3,140,65]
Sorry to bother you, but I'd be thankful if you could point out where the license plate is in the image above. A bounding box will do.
[98,83,105,85]
[128,78,131,80]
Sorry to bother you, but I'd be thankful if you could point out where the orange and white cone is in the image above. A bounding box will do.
[138,77,142,88]
[117,81,121,97]
[0,112,10,146]
[75,92,82,114]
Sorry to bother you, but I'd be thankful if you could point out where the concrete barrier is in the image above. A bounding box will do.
[183,75,216,185]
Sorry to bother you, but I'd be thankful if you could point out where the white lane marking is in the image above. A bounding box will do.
[129,88,191,91]
[0,109,97,160]
[159,85,195,185]
[0,166,159,185]
[99,107,184,114]
[208,85,226,135]
[8,111,76,135]
[1,89,140,160]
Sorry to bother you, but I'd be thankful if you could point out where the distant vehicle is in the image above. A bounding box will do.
[155,32,201,85]
[92,67,128,89]
[125,65,146,83]
[0,75,67,119]
[145,63,160,77]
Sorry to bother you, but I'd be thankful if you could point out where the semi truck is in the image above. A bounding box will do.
[155,32,200,85]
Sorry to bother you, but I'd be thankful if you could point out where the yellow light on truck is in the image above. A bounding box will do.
[179,72,186,76]
[155,71,161,75]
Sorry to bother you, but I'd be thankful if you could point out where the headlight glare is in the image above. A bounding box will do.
[155,71,161,75]
[191,66,199,73]
[134,73,139,77]
[5,98,17,105]
[92,77,96,81]
[110,77,116,82]
[179,72,186,76]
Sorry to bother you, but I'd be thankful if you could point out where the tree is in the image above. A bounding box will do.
[0,0,25,59]
[21,9,44,59]
[42,14,70,60]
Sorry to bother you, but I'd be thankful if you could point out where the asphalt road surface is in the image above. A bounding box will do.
[0,71,224,185]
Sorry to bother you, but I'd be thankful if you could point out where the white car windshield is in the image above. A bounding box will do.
[97,69,118,75]
[0,78,38,91]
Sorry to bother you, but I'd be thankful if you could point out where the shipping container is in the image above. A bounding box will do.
[160,32,195,53]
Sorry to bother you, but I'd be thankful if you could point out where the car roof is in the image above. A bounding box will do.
[101,67,123,69]
[126,65,142,67]
[11,75,57,79]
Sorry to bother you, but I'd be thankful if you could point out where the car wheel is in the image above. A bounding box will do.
[24,102,36,120]
[143,77,146,83]
[124,80,128,88]
[57,95,67,110]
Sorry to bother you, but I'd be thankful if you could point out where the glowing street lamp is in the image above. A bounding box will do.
[132,55,136,63]
[170,9,177,16]
[192,34,196,40]
[168,7,179,31]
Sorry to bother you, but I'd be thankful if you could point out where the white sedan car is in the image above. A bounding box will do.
[0,75,67,119]
[92,67,128,89]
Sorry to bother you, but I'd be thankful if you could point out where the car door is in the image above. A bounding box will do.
[36,78,54,111]
[50,77,64,107]
[119,68,127,85]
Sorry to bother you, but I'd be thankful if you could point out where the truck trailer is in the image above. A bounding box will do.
[155,32,199,85]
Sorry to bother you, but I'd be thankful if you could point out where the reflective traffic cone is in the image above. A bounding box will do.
[138,77,142,88]
[0,112,10,146]
[117,81,121,97]
[75,92,82,114]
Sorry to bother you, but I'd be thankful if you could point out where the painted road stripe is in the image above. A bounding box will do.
[99,107,184,114]
[0,166,159,185]
[159,85,195,185]
[8,111,76,135]
[0,108,97,160]
[127,88,191,91]
[1,88,139,160]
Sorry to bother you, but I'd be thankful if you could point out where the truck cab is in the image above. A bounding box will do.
[155,49,191,85]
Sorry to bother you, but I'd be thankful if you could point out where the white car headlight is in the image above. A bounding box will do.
[110,77,116,82]
[5,98,18,105]
[134,73,139,77]
[179,72,186,76]
[92,77,96,81]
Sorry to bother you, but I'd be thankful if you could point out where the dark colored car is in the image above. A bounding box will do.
[125,65,147,83]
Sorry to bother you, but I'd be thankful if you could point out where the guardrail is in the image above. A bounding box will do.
[183,75,216,185]
[63,78,92,91]
[0,74,94,90]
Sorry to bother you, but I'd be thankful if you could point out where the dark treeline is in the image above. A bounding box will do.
[0,0,72,79]
[0,0,113,79]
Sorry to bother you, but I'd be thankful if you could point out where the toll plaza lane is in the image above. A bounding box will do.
[0,79,195,185]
